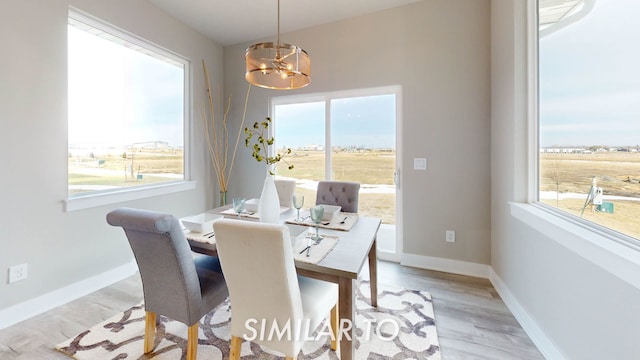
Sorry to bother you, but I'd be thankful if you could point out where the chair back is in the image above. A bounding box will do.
[316,180,360,212]
[106,207,204,325]
[213,219,304,354]
[274,179,296,207]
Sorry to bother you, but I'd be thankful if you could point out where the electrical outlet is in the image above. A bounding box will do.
[8,263,28,283]
[446,230,456,243]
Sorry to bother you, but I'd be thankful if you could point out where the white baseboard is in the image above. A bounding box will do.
[488,267,566,360]
[0,260,138,330]
[377,249,401,262]
[400,253,490,278]
[400,253,564,359]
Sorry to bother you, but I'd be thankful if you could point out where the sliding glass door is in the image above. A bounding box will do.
[272,87,401,259]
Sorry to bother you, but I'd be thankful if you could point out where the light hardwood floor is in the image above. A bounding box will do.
[0,261,544,359]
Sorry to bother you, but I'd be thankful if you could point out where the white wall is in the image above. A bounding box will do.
[0,0,221,317]
[223,0,492,269]
[491,0,640,359]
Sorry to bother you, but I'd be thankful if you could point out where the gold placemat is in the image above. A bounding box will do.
[285,212,358,231]
[292,231,339,264]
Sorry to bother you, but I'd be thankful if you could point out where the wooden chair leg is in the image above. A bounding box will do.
[230,336,242,360]
[330,303,339,351]
[186,323,199,360]
[144,311,156,353]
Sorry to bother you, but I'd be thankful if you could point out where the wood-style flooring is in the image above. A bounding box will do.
[0,261,544,359]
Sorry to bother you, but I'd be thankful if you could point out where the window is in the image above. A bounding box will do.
[272,88,398,224]
[67,9,189,208]
[537,0,640,242]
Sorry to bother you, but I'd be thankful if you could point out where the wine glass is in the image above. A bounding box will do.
[309,205,324,242]
[232,197,246,219]
[293,194,304,221]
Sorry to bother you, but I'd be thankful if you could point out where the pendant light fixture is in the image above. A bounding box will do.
[245,0,310,90]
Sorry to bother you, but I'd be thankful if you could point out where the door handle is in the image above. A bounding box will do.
[394,168,400,190]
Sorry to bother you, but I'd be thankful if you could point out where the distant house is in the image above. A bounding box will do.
[132,141,169,149]
[303,144,324,151]
[540,147,587,154]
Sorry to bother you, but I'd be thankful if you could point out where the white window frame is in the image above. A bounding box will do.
[64,8,195,212]
[511,0,640,290]
[270,86,401,178]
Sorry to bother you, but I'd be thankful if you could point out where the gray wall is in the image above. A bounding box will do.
[491,0,640,359]
[223,0,492,266]
[0,0,222,311]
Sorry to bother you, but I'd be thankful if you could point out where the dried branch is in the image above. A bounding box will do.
[201,59,251,193]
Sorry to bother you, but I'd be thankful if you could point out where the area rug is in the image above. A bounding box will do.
[56,281,441,359]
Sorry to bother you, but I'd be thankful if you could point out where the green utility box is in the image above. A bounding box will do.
[597,202,614,213]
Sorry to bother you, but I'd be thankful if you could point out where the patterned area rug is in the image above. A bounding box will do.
[56,282,441,359]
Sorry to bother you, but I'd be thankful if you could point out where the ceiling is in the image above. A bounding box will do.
[147,0,422,46]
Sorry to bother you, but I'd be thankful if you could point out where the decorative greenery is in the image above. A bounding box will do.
[201,60,251,194]
[244,117,294,175]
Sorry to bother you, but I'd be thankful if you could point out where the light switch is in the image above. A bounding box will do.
[413,158,427,171]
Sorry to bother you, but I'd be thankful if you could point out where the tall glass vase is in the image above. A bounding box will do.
[259,173,280,223]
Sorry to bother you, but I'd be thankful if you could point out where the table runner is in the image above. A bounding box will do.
[220,208,259,219]
[186,228,336,265]
[286,211,358,231]
[185,231,216,244]
[220,206,290,220]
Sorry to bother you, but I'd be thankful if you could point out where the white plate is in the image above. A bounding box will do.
[318,204,341,221]
[244,198,260,212]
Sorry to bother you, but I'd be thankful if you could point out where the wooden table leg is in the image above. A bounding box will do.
[338,277,354,360]
[368,237,378,307]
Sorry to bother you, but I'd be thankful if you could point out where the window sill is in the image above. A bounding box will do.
[510,202,640,290]
[65,181,196,212]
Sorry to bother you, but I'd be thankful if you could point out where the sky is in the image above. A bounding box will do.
[274,94,396,150]
[69,19,396,152]
[68,25,184,149]
[539,0,640,147]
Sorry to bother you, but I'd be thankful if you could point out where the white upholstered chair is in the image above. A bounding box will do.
[274,178,296,207]
[315,180,360,213]
[106,207,228,360]
[213,219,339,359]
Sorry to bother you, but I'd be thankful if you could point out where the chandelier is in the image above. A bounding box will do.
[245,0,310,90]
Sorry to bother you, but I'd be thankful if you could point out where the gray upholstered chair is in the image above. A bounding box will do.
[106,207,228,360]
[213,219,338,360]
[274,178,296,207]
[315,180,360,213]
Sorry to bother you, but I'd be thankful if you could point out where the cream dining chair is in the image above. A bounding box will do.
[106,207,228,360]
[213,218,339,359]
[275,178,296,207]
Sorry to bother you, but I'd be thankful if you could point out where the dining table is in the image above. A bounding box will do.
[186,204,381,360]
